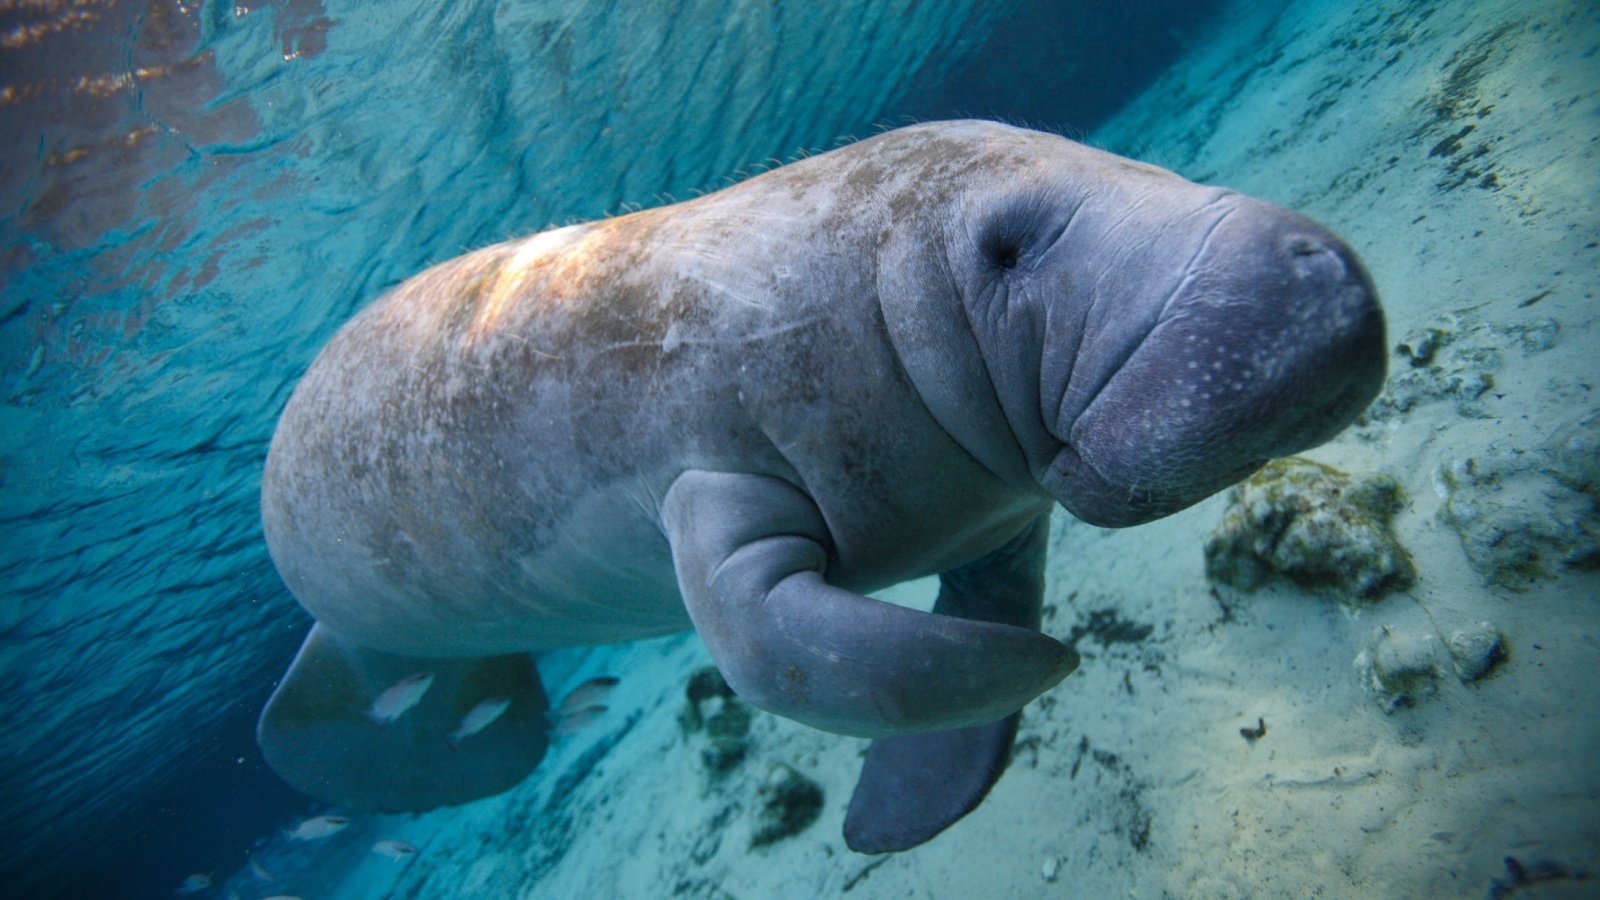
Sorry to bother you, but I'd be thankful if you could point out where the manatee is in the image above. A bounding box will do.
[257,120,1385,852]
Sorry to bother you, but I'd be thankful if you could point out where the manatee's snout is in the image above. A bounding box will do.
[1049,199,1386,527]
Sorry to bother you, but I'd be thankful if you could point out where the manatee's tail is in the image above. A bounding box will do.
[257,623,550,811]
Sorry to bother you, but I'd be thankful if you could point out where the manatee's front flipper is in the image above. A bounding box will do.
[661,471,1076,737]
[258,623,549,811]
[845,515,1053,852]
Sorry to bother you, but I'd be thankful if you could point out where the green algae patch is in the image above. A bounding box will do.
[1204,457,1415,600]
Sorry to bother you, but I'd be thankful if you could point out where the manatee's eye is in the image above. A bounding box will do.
[980,232,1023,270]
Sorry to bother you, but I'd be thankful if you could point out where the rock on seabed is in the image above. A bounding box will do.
[1205,456,1416,600]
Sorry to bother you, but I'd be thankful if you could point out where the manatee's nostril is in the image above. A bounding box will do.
[1288,237,1349,282]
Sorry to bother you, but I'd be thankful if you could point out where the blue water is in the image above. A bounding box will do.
[0,1,1224,896]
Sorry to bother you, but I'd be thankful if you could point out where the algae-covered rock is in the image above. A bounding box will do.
[680,666,753,776]
[1366,317,1500,421]
[1548,409,1600,499]
[1438,413,1600,588]
[750,763,824,848]
[1205,457,1416,600]
[1516,317,1562,354]
[1358,625,1442,714]
[1364,314,1561,425]
[1446,621,1507,682]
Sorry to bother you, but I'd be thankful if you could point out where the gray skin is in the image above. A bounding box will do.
[258,120,1385,852]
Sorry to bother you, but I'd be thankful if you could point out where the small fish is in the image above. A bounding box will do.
[367,672,435,725]
[175,872,212,895]
[371,839,418,860]
[250,858,274,882]
[555,676,619,716]
[284,814,349,840]
[553,704,607,736]
[448,697,511,746]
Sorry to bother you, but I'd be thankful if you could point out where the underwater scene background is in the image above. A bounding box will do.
[1,0,1595,898]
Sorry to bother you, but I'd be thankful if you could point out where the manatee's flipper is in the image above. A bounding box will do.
[844,714,1020,853]
[257,623,549,811]
[661,471,1076,737]
[846,515,1056,853]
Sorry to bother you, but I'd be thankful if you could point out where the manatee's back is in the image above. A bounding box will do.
[260,224,705,657]
[261,134,970,657]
